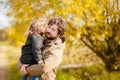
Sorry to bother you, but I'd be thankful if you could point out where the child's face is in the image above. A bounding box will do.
[40,26,46,33]
[35,20,46,33]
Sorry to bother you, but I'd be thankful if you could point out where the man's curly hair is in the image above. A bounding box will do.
[48,17,66,36]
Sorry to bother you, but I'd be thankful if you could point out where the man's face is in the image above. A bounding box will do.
[45,24,58,39]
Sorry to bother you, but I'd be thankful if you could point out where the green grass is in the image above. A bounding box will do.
[56,70,76,80]
[9,63,21,80]
[56,64,120,80]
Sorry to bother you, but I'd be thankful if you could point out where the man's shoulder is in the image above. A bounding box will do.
[51,37,66,49]
[54,37,65,44]
[44,37,66,50]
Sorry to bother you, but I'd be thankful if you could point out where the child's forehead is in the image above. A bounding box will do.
[37,19,46,22]
[33,20,46,27]
[36,20,46,23]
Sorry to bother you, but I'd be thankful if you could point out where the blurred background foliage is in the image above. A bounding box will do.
[0,0,120,80]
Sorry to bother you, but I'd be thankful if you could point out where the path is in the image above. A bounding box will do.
[0,46,10,80]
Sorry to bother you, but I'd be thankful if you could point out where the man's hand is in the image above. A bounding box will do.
[20,64,29,75]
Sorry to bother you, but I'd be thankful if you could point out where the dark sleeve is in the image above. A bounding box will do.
[31,34,44,62]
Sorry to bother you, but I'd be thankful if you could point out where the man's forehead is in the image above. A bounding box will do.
[48,24,58,28]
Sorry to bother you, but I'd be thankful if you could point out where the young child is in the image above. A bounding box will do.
[20,19,46,80]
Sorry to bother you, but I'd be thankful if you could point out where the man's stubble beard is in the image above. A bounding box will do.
[46,37,56,40]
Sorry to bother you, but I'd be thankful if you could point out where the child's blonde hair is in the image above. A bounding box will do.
[25,19,46,38]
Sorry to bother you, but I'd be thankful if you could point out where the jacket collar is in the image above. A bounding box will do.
[45,36,65,45]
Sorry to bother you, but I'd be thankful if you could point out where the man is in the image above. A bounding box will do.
[19,17,66,80]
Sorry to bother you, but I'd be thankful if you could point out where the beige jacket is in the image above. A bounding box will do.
[18,37,65,80]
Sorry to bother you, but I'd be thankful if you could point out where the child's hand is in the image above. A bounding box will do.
[20,64,29,75]
[38,60,43,64]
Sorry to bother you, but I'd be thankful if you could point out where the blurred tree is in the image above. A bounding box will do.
[8,0,120,71]
[80,0,120,71]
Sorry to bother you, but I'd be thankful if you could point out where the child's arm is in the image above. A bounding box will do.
[31,34,44,62]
